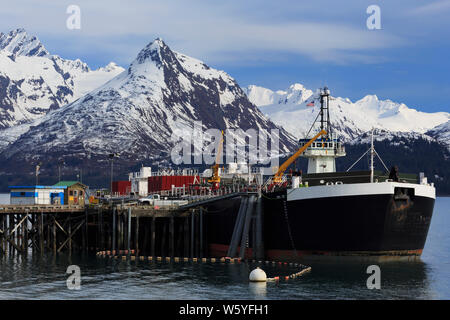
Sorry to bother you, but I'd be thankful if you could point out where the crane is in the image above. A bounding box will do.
[208,130,224,189]
[272,129,327,183]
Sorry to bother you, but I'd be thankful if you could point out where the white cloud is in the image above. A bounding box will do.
[0,0,408,66]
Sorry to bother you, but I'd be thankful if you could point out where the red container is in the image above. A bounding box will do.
[112,181,131,195]
[147,175,197,193]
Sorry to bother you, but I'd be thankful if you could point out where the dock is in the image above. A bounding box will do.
[0,190,264,261]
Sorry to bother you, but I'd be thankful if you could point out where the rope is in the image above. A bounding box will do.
[374,149,390,173]
[282,200,298,257]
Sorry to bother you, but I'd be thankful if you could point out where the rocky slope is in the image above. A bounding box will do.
[0,38,296,171]
[0,28,124,129]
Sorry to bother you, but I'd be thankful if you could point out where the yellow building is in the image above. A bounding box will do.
[53,181,87,206]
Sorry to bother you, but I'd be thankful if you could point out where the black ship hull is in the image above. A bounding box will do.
[205,181,435,261]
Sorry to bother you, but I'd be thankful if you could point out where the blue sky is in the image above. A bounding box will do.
[1,0,450,112]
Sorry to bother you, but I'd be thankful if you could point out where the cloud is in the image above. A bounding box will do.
[407,0,450,15]
[0,0,407,66]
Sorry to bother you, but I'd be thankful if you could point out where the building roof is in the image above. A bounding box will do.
[9,185,66,189]
[53,181,87,188]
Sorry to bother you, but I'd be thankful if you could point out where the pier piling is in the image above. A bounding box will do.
[0,191,263,260]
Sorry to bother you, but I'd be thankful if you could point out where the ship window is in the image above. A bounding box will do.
[317,143,322,147]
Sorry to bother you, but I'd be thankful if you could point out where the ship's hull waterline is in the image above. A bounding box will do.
[205,182,435,262]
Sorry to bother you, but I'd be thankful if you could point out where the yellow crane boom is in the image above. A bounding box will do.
[273,129,327,183]
[208,130,224,184]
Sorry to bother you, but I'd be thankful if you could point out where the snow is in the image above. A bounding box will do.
[0,28,124,129]
[427,120,450,150]
[0,37,295,161]
[244,85,275,106]
[174,51,234,85]
[0,28,49,57]
[245,83,450,146]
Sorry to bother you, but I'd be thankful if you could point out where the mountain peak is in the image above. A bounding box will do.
[153,37,165,46]
[0,37,296,164]
[128,37,183,79]
[99,62,122,72]
[288,83,306,91]
[246,83,450,143]
[360,94,379,102]
[0,28,49,57]
[134,38,169,64]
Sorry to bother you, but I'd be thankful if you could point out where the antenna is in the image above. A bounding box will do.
[346,129,389,176]
[370,128,374,183]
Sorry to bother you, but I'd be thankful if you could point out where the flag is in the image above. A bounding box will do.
[306,101,314,107]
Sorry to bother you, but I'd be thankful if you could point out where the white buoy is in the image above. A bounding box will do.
[249,267,267,282]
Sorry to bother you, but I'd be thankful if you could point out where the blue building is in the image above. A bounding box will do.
[9,185,67,205]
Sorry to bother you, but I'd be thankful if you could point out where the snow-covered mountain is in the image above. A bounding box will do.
[244,84,450,146]
[427,120,450,151]
[0,38,295,165]
[0,28,124,129]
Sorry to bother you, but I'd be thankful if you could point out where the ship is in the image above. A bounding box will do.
[205,87,436,262]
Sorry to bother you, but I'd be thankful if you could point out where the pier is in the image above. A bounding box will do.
[0,191,264,261]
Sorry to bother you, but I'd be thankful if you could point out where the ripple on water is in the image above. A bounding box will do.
[0,198,449,299]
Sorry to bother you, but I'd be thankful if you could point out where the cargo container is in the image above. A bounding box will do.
[112,181,131,196]
[147,175,197,193]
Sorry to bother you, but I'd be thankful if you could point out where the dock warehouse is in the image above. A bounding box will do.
[9,185,66,205]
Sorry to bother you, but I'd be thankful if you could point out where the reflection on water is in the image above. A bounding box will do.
[0,197,448,299]
[0,193,9,205]
[249,282,267,297]
[0,252,435,300]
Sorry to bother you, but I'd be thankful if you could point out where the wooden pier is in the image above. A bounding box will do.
[0,191,264,260]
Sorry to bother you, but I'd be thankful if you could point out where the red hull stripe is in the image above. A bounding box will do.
[208,243,423,259]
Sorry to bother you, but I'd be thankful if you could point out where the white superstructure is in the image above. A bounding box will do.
[300,134,346,173]
[299,87,346,174]
[129,166,152,197]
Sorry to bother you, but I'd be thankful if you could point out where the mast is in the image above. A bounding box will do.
[370,128,374,183]
[319,87,331,139]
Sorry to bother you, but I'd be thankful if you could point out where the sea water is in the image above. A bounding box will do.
[0,197,448,299]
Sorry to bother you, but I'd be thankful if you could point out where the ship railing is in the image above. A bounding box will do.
[262,175,288,190]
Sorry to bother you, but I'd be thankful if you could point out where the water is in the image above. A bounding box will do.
[0,193,9,204]
[0,197,448,300]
